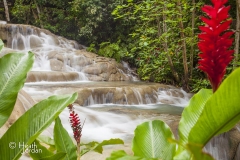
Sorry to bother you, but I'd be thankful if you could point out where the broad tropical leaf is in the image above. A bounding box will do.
[132,120,176,160]
[173,148,191,160]
[106,150,157,160]
[29,140,54,160]
[93,139,124,154]
[54,117,77,160]
[187,143,214,160]
[40,152,66,160]
[178,89,212,144]
[0,93,77,160]
[189,67,240,145]
[37,135,56,152]
[0,52,34,127]
[81,138,124,156]
[174,143,214,160]
[37,135,55,146]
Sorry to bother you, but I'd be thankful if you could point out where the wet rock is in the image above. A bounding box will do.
[82,66,102,75]
[204,125,240,160]
[0,24,83,49]
[29,36,43,48]
[50,59,64,71]
[26,71,80,82]
[75,89,92,105]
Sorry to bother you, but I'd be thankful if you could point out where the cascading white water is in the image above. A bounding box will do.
[23,81,192,106]
[157,88,191,106]
[1,24,238,160]
[132,88,143,104]
[5,25,89,80]
[2,24,210,160]
[122,61,139,81]
[23,82,189,141]
[20,81,190,160]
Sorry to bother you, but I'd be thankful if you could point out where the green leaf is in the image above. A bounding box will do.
[173,148,191,160]
[81,138,124,156]
[29,140,54,160]
[132,120,176,160]
[0,93,78,160]
[0,39,4,51]
[0,52,34,127]
[37,135,55,152]
[174,142,214,160]
[178,89,213,144]
[106,150,157,160]
[37,135,55,146]
[189,67,240,145]
[94,138,124,154]
[187,143,214,160]
[54,117,77,160]
[40,152,66,160]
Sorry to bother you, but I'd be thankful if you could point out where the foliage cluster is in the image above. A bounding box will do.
[4,0,239,91]
[11,0,78,41]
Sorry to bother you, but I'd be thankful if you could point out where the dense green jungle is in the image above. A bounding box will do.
[1,0,239,92]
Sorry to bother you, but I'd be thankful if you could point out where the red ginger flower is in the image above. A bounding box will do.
[198,0,234,92]
[68,104,82,144]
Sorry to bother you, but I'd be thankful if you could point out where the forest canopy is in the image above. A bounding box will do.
[1,0,239,92]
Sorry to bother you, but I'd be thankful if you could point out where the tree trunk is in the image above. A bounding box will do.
[190,0,195,78]
[177,0,189,91]
[162,4,180,83]
[33,0,43,28]
[234,0,240,69]
[3,0,10,21]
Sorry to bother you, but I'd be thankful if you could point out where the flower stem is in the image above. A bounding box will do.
[77,142,81,160]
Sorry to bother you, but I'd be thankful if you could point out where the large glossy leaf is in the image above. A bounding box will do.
[0,93,77,160]
[81,138,124,156]
[178,89,212,144]
[54,117,77,160]
[37,135,56,152]
[173,148,191,160]
[0,52,34,127]
[189,67,240,145]
[187,143,214,160]
[174,143,214,160]
[132,120,176,160]
[40,152,66,160]
[37,135,55,146]
[106,150,157,160]
[29,140,54,160]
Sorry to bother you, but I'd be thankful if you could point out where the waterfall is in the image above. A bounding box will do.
[1,23,238,160]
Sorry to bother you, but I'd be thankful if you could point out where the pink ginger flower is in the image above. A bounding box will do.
[198,0,234,92]
[68,104,82,144]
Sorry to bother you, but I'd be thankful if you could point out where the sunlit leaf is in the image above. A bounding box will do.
[189,67,240,145]
[132,120,176,160]
[54,117,77,160]
[106,150,157,160]
[0,93,78,160]
[0,52,34,127]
